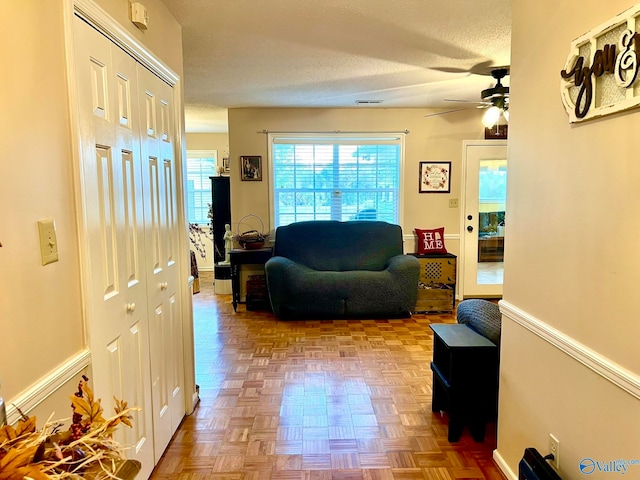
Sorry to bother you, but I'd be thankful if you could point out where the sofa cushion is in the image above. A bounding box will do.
[266,254,419,319]
[273,220,403,271]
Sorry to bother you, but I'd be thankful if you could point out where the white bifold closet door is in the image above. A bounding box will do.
[137,60,185,461]
[73,16,184,479]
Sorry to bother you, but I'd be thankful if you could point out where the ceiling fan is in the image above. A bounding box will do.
[425,67,510,126]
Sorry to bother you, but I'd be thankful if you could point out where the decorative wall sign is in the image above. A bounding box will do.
[560,3,640,123]
[419,161,451,193]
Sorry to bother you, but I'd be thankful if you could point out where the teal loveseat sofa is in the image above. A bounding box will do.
[265,220,420,319]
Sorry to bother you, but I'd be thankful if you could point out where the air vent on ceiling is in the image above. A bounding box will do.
[355,100,383,105]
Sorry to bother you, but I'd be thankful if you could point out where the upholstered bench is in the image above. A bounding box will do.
[456,299,502,346]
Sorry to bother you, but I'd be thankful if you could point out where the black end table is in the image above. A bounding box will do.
[229,247,273,312]
[430,323,498,442]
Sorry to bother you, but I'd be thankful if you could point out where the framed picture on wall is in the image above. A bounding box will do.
[419,161,451,193]
[240,155,262,181]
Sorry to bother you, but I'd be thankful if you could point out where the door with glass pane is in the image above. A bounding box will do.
[461,141,507,297]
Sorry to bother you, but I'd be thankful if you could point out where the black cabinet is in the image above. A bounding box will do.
[210,176,231,264]
[430,323,498,442]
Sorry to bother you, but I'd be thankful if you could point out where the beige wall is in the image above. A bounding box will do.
[228,107,489,255]
[186,132,229,155]
[1,0,84,404]
[497,1,640,478]
[1,0,181,422]
[94,0,183,76]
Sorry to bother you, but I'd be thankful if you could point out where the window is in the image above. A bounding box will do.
[186,150,217,224]
[270,134,404,227]
[479,159,507,203]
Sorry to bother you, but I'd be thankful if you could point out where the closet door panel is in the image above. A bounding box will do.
[138,65,185,460]
[73,17,155,480]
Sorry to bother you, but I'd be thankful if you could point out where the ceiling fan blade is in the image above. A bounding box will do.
[444,99,491,105]
[431,61,507,76]
[424,108,475,118]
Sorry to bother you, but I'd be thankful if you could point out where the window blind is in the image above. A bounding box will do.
[186,151,217,224]
[270,134,403,227]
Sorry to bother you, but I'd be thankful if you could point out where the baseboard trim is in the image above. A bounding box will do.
[6,349,91,425]
[493,449,517,480]
[499,301,640,401]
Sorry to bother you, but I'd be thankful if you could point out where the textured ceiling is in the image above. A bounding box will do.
[160,0,512,132]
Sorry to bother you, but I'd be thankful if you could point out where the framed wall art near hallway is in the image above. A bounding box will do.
[419,161,451,193]
[240,155,262,181]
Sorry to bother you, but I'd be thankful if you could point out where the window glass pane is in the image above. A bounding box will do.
[186,152,217,224]
[479,160,507,202]
[272,136,402,227]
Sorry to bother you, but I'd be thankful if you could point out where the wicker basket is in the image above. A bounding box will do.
[234,214,267,249]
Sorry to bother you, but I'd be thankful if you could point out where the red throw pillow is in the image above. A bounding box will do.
[415,227,447,255]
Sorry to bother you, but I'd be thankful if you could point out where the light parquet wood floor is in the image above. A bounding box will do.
[150,272,506,480]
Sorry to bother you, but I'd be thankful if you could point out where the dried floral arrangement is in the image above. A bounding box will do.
[188,223,213,259]
[0,376,139,480]
[189,203,214,259]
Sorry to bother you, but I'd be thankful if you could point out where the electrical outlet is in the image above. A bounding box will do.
[549,434,560,470]
[38,218,59,265]
[449,198,459,208]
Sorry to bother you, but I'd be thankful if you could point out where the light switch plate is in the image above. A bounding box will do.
[38,219,59,265]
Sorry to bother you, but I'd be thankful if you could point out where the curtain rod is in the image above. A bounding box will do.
[259,129,410,135]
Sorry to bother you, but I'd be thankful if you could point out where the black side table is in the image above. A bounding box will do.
[430,323,498,442]
[230,247,273,312]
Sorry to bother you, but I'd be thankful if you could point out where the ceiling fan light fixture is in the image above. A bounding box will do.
[481,68,510,101]
[482,106,501,128]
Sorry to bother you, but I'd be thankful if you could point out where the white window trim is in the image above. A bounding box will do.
[187,150,218,163]
[267,132,406,229]
[186,149,217,224]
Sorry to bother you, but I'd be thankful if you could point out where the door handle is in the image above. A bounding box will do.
[126,302,136,313]
[467,225,474,232]
[160,282,168,290]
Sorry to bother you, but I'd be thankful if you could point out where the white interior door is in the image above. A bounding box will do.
[461,141,508,298]
[138,66,185,460]
[74,15,186,476]
[73,17,155,479]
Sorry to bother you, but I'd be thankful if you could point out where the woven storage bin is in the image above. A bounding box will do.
[415,283,454,313]
[246,275,269,311]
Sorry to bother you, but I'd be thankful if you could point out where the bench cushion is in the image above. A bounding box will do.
[456,299,502,346]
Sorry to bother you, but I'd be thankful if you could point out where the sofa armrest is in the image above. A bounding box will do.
[265,256,312,316]
[386,254,421,303]
[266,256,311,280]
[387,253,420,273]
